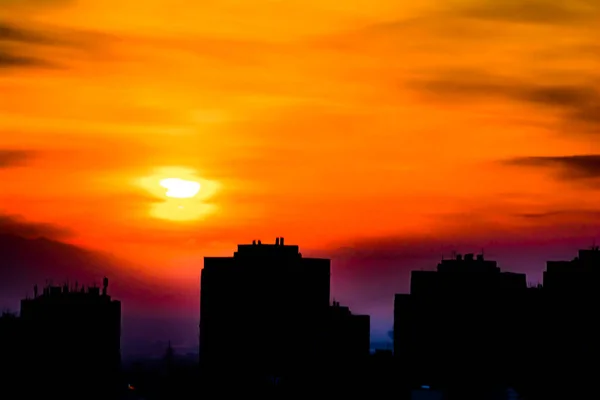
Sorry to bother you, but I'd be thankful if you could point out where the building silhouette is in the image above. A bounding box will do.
[200,238,331,389]
[19,277,121,398]
[328,300,370,363]
[394,253,530,395]
[524,247,600,397]
[325,301,370,391]
[6,236,600,398]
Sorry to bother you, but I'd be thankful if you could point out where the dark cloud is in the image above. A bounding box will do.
[0,19,103,70]
[517,211,572,219]
[460,0,600,25]
[0,21,60,69]
[0,0,70,7]
[0,21,58,45]
[0,214,73,239]
[520,86,597,108]
[0,51,49,68]
[515,209,600,223]
[520,86,600,128]
[0,149,34,167]
[506,155,600,180]
[415,72,600,133]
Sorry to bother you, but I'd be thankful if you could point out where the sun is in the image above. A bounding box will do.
[159,178,201,199]
[137,167,219,222]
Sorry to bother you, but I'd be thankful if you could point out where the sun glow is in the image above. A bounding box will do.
[138,167,219,222]
[159,178,201,198]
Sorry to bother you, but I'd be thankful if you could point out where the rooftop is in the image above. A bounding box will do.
[23,277,116,303]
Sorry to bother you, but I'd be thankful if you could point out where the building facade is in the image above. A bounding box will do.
[200,238,331,387]
[394,253,530,389]
[20,277,121,398]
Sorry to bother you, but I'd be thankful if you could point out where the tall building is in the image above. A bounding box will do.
[200,238,331,387]
[533,247,600,395]
[20,277,121,398]
[394,253,529,390]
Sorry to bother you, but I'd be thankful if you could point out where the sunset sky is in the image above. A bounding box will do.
[1,1,600,341]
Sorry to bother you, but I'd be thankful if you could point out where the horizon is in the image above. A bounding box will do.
[1,232,597,357]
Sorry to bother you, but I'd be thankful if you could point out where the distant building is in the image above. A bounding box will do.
[394,253,529,388]
[200,238,331,387]
[328,301,370,363]
[544,247,600,293]
[20,277,121,398]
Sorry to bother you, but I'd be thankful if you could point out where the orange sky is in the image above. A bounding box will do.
[1,0,600,285]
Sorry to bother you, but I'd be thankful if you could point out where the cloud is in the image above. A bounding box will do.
[460,0,600,25]
[520,86,600,128]
[506,155,600,181]
[0,214,72,239]
[0,21,59,45]
[0,0,70,8]
[513,209,600,229]
[0,20,61,68]
[0,149,34,167]
[415,72,600,133]
[0,51,49,68]
[0,19,117,70]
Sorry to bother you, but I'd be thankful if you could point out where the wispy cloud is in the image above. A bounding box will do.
[0,21,61,45]
[0,20,63,68]
[459,0,600,25]
[0,18,120,69]
[506,155,600,180]
[0,149,34,167]
[415,71,600,134]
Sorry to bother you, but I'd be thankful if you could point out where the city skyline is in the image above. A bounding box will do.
[2,235,598,357]
[3,238,597,398]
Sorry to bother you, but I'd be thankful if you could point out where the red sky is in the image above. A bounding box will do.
[1,1,600,340]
